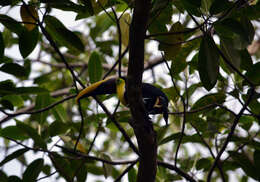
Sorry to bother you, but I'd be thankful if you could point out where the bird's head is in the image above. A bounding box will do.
[116,78,127,105]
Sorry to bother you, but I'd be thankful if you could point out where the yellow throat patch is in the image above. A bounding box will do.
[116,78,127,106]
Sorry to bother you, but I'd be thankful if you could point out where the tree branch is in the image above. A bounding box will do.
[127,0,157,182]
[115,160,138,182]
[207,89,255,182]
[157,161,197,182]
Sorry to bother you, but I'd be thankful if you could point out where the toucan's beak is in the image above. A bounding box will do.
[76,77,117,102]
[163,107,169,125]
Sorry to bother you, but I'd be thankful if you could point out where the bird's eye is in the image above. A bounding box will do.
[117,78,124,85]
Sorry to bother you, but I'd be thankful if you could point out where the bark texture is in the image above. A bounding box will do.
[127,0,157,182]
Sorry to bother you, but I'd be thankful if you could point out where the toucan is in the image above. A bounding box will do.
[76,77,169,125]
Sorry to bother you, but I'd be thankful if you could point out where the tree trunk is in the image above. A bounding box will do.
[127,0,157,182]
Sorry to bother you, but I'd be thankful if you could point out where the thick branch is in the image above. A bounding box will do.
[127,0,157,182]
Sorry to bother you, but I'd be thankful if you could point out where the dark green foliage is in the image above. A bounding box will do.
[198,34,219,91]
[0,1,259,182]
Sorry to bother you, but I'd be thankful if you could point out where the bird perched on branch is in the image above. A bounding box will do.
[76,77,169,125]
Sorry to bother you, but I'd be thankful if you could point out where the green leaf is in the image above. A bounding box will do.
[240,49,253,71]
[159,133,181,145]
[50,153,74,181]
[1,99,15,110]
[159,22,184,61]
[0,171,8,182]
[149,4,172,38]
[196,158,212,171]
[0,14,24,35]
[238,116,254,131]
[43,0,86,14]
[0,80,16,95]
[0,148,29,167]
[215,18,244,39]
[86,164,104,175]
[240,3,260,20]
[171,37,201,77]
[20,5,38,31]
[229,151,259,180]
[242,91,260,115]
[172,0,185,13]
[33,93,52,124]
[90,13,114,39]
[16,121,47,149]
[163,87,179,103]
[240,16,255,45]
[215,18,252,49]
[23,159,44,182]
[254,150,260,170]
[0,0,13,6]
[96,40,117,56]
[15,87,48,95]
[52,104,68,123]
[89,0,108,15]
[189,117,207,132]
[23,59,31,78]
[220,39,241,71]
[159,133,203,145]
[156,125,169,144]
[75,163,88,182]
[48,120,69,137]
[44,15,84,53]
[128,167,137,182]
[101,153,112,178]
[209,0,232,15]
[119,13,130,47]
[192,93,226,110]
[0,31,4,58]
[19,27,39,58]
[0,126,28,140]
[245,62,260,85]
[183,83,202,99]
[0,84,48,96]
[88,51,103,83]
[198,34,219,91]
[0,63,28,78]
[181,0,202,16]
[77,0,94,17]
[1,95,24,107]
[8,176,22,182]
[152,0,169,13]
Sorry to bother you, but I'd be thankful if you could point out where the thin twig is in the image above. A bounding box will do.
[191,123,226,182]
[21,1,87,154]
[168,103,236,116]
[114,160,138,182]
[150,34,202,46]
[111,7,123,78]
[74,100,85,151]
[55,145,138,165]
[146,27,201,39]
[103,46,129,79]
[77,96,140,156]
[37,171,57,181]
[187,10,255,87]
[207,89,255,182]
[163,57,187,166]
[157,161,196,182]
[97,0,116,23]
[1,95,75,117]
